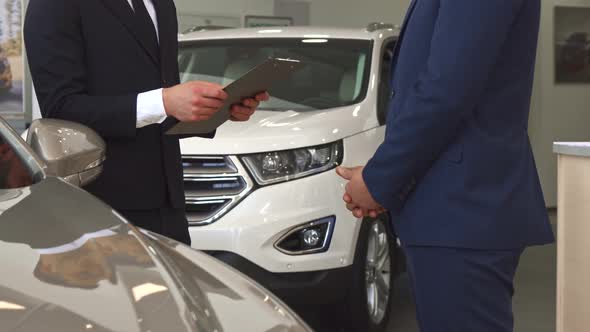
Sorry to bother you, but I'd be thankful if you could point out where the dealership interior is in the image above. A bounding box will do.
[1,0,590,331]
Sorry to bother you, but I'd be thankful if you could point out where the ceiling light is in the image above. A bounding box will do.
[302,39,328,43]
[303,34,330,38]
[258,29,282,34]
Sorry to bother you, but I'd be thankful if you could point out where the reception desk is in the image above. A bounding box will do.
[554,142,590,332]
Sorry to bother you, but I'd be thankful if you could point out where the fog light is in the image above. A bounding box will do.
[303,229,321,247]
[275,216,335,255]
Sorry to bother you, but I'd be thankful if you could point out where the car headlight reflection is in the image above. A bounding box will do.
[241,141,343,186]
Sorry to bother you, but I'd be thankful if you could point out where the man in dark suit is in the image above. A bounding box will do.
[24,0,268,245]
[337,0,554,330]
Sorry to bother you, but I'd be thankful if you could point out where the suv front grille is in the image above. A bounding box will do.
[182,156,253,226]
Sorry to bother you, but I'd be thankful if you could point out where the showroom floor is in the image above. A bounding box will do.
[387,211,557,332]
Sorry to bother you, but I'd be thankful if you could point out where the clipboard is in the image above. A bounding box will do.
[166,58,305,135]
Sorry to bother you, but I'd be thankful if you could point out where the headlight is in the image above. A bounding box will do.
[241,141,343,185]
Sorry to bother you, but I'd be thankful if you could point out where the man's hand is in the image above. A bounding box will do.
[230,92,270,122]
[162,81,228,122]
[336,166,386,219]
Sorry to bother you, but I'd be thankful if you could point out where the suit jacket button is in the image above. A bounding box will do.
[390,90,396,98]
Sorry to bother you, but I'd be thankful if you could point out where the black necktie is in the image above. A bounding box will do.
[131,0,160,62]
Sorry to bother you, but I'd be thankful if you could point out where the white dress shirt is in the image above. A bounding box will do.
[128,0,168,128]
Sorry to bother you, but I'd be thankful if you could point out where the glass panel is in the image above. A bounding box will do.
[178,38,373,111]
[377,39,397,124]
[0,134,34,189]
[0,118,43,188]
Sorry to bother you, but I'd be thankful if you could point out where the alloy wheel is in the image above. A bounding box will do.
[364,220,392,324]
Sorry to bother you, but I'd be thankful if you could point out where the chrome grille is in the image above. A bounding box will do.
[182,156,252,226]
[183,156,236,175]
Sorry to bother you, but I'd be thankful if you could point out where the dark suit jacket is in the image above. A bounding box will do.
[24,0,210,210]
[363,0,554,249]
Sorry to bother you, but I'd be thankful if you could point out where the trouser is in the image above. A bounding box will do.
[119,207,191,245]
[403,246,524,332]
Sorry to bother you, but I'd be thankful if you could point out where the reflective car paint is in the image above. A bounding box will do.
[0,116,310,331]
[180,106,378,155]
[0,178,310,332]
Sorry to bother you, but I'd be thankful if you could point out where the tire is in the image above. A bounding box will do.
[345,215,397,332]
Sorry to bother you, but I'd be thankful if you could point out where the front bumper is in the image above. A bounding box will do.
[188,170,363,273]
[207,251,352,305]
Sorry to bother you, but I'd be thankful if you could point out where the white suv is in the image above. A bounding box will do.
[178,26,402,331]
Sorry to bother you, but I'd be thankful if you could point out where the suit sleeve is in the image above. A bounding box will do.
[24,0,137,138]
[363,0,525,212]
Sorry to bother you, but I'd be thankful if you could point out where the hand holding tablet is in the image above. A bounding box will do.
[166,58,304,135]
[228,91,270,122]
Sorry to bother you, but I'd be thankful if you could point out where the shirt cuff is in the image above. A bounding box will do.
[136,88,167,128]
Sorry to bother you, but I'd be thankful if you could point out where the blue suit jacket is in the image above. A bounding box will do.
[363,0,554,249]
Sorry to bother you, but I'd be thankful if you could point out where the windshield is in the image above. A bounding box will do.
[178,38,373,111]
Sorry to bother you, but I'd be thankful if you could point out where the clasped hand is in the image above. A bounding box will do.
[336,166,386,219]
[163,81,270,122]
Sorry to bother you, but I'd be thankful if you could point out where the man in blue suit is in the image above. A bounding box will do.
[337,0,554,330]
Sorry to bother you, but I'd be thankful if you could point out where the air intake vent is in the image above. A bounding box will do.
[185,199,231,222]
[182,156,236,175]
[182,156,253,226]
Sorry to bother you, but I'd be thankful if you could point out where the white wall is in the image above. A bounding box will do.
[174,0,275,31]
[274,0,310,25]
[307,0,411,28]
[175,0,411,30]
[529,0,590,207]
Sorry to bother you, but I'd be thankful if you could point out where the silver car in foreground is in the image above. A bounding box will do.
[0,117,310,332]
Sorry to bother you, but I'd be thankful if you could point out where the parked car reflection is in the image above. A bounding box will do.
[33,227,154,289]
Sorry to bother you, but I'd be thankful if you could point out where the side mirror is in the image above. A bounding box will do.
[26,119,106,187]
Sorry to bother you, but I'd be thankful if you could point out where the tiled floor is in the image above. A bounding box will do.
[387,211,557,332]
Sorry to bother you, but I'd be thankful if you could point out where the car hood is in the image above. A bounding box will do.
[180,103,378,155]
[0,178,309,332]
